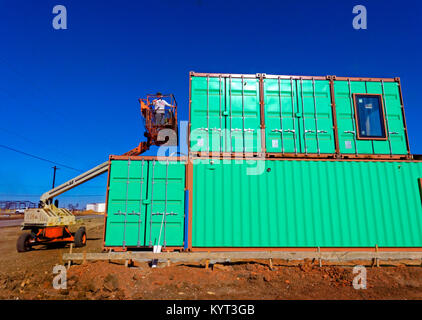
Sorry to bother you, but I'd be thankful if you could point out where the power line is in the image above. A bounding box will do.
[0,126,92,167]
[0,144,82,172]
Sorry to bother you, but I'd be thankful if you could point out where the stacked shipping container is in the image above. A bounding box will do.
[103,72,421,251]
[189,73,410,158]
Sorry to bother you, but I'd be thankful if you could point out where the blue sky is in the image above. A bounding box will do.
[0,0,421,208]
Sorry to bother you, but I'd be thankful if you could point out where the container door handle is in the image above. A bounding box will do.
[152,212,177,216]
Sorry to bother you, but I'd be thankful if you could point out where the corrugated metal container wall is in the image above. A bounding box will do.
[263,77,336,155]
[190,74,262,154]
[334,79,409,156]
[104,159,186,248]
[192,159,422,247]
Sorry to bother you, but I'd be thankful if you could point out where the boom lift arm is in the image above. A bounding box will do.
[41,139,151,205]
[40,161,109,205]
[38,93,178,206]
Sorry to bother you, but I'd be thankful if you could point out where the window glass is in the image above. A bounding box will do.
[355,95,386,139]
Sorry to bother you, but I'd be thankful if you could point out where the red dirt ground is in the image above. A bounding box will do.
[1,218,422,300]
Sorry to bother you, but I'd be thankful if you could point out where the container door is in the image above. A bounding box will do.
[263,78,300,154]
[144,160,186,247]
[190,76,226,153]
[334,80,374,154]
[104,159,148,247]
[334,80,408,155]
[296,79,335,155]
[225,77,261,153]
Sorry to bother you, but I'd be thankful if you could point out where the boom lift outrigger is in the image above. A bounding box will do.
[17,94,178,252]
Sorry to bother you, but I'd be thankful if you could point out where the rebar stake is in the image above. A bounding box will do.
[67,243,73,269]
[375,244,379,267]
[318,247,322,267]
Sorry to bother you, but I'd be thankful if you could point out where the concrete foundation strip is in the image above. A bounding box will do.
[62,251,422,266]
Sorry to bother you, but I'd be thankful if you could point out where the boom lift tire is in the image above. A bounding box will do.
[74,227,87,247]
[17,233,33,252]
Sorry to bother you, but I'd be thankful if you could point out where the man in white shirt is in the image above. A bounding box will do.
[152,92,171,125]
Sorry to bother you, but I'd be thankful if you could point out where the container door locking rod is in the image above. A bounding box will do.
[300,78,307,155]
[154,160,169,249]
[290,78,298,155]
[136,159,145,247]
[278,77,285,154]
[219,75,223,154]
[164,160,169,247]
[126,161,145,247]
[312,78,320,155]
[348,79,358,155]
[120,158,131,248]
[229,75,233,153]
[241,76,246,154]
[148,160,156,247]
[224,77,228,153]
[381,80,393,156]
[206,75,210,154]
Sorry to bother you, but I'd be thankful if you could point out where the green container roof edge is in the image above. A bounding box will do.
[189,71,400,81]
[189,72,411,158]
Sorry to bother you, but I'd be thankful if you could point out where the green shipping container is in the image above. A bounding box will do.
[104,159,186,248]
[192,159,422,248]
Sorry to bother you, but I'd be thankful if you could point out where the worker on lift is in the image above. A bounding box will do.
[152,92,172,126]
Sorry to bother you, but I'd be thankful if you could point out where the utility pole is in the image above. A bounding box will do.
[51,166,60,206]
[52,166,59,188]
